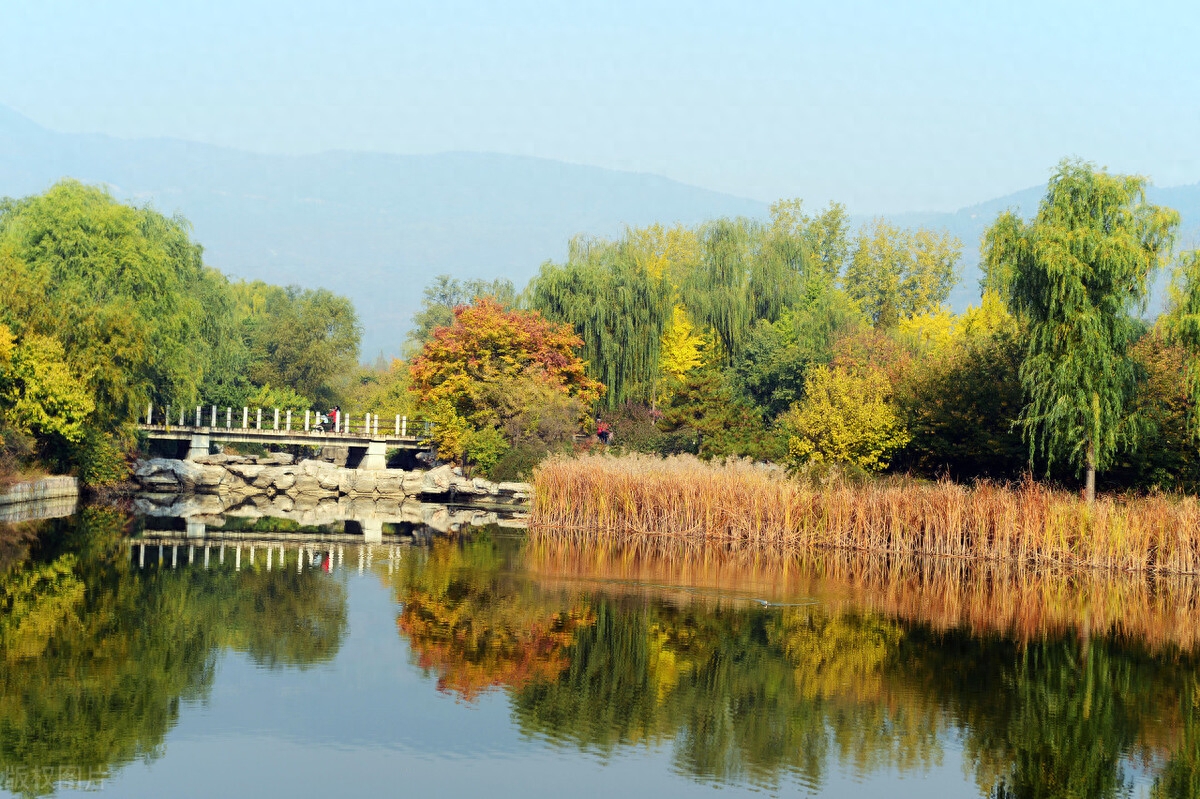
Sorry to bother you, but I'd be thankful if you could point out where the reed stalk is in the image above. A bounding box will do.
[531,453,1200,576]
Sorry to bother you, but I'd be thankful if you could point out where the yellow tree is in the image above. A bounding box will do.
[782,364,909,471]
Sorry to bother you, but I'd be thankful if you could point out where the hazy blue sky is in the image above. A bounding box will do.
[3,0,1198,213]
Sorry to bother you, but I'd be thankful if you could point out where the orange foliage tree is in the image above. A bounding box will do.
[409,298,604,465]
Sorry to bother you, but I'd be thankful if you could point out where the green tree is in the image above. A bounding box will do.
[682,218,806,365]
[0,180,221,430]
[843,220,961,328]
[529,237,674,408]
[233,281,361,408]
[987,159,1179,501]
[733,283,865,419]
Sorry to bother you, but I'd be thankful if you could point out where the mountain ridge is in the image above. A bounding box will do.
[3,105,1198,352]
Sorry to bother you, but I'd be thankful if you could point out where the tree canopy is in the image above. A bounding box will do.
[984,159,1179,499]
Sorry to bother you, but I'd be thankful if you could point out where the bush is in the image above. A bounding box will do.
[72,428,130,487]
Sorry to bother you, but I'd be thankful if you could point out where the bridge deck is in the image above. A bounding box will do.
[137,423,431,450]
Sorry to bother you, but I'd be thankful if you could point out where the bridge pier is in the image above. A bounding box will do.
[186,433,210,461]
[357,439,388,470]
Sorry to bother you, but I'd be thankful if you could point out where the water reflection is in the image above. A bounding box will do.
[4,510,1200,797]
[386,537,1200,797]
[0,508,346,796]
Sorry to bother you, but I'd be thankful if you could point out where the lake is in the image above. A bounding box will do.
[2,504,1199,798]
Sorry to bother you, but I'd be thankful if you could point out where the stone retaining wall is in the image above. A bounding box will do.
[133,455,531,506]
[0,476,79,506]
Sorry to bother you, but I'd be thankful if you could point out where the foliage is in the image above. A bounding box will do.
[410,299,601,464]
[342,357,417,419]
[894,293,1027,480]
[658,305,704,385]
[682,217,806,364]
[658,364,783,460]
[70,427,131,487]
[769,198,851,281]
[529,236,674,408]
[843,219,961,328]
[1165,249,1200,440]
[782,365,910,472]
[232,281,361,408]
[733,283,865,419]
[0,180,218,430]
[1103,330,1200,492]
[244,384,314,413]
[0,328,93,445]
[405,274,516,354]
[463,425,510,476]
[989,159,1179,493]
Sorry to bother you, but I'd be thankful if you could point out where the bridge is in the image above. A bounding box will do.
[137,404,434,470]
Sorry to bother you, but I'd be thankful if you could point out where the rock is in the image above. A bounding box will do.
[422,464,455,493]
[272,471,297,492]
[227,464,266,481]
[258,453,296,466]
[292,474,322,495]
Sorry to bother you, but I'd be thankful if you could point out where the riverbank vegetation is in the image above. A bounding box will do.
[0,180,363,485]
[530,453,1200,574]
[408,159,1200,503]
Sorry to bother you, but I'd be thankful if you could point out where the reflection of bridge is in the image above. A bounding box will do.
[137,405,434,468]
[130,534,411,576]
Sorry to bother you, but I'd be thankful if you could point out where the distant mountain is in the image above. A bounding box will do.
[0,105,766,355]
[4,104,1199,353]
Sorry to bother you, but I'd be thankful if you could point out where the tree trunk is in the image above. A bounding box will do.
[1085,440,1096,504]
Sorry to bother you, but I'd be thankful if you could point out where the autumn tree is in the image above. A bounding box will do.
[409,298,603,466]
[843,220,961,328]
[987,160,1178,501]
[781,364,909,472]
[405,274,517,354]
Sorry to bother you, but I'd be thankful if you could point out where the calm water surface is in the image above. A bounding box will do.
[3,505,1200,798]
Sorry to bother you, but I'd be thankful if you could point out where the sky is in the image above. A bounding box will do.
[3,0,1199,214]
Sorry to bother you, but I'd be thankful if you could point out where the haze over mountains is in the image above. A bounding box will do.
[3,104,1198,356]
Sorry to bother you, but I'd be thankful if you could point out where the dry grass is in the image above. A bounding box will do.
[524,537,1200,653]
[531,453,1200,575]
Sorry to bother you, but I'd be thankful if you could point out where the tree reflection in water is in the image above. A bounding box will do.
[390,535,1200,797]
[0,508,347,797]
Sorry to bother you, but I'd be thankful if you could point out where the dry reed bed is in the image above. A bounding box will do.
[531,453,1200,575]
[525,537,1200,653]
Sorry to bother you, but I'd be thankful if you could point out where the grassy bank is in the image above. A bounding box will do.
[530,453,1200,575]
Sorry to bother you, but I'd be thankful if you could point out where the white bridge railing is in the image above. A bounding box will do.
[140,403,433,438]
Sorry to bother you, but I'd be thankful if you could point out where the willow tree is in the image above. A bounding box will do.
[528,236,673,409]
[986,160,1178,502]
[683,218,806,365]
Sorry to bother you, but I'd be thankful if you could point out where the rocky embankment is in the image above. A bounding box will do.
[133,454,531,504]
